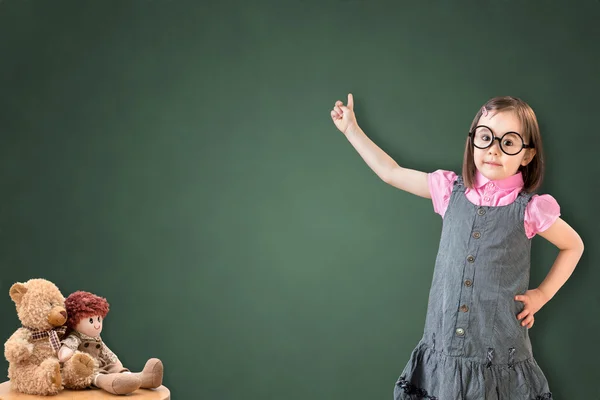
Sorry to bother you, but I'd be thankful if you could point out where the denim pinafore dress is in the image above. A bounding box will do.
[394,176,552,400]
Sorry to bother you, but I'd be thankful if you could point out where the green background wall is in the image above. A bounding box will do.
[1,1,598,398]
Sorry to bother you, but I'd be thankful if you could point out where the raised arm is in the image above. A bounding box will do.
[331,94,431,198]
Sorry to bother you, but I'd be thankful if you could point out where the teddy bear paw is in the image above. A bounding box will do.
[71,352,95,376]
[41,359,62,390]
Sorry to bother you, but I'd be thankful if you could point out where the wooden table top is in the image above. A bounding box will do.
[0,381,170,399]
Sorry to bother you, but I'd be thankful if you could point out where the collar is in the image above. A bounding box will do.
[72,330,102,342]
[474,170,524,190]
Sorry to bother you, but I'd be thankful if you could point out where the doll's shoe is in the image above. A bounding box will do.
[133,358,163,388]
[95,373,141,395]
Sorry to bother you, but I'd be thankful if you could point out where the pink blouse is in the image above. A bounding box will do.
[428,170,560,239]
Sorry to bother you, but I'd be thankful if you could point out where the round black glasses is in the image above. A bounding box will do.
[469,125,534,156]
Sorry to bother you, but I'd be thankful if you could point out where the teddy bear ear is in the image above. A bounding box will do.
[9,283,28,305]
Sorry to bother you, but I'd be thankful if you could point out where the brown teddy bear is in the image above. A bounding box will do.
[58,290,164,395]
[4,278,95,396]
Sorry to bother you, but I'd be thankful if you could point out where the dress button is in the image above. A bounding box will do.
[477,208,486,216]
[456,328,465,336]
[465,279,473,287]
[467,255,475,263]
[484,196,490,202]
[472,231,481,239]
[460,304,469,312]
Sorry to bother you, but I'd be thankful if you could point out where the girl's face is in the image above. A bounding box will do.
[75,314,103,337]
[473,110,536,181]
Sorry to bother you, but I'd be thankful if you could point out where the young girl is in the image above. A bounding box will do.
[330,94,584,399]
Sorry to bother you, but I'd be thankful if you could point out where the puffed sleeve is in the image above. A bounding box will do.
[61,333,81,351]
[427,169,458,218]
[524,194,561,238]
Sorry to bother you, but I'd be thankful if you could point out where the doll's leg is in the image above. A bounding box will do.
[129,358,163,389]
[62,351,96,389]
[103,361,130,374]
[93,370,141,395]
[8,358,62,395]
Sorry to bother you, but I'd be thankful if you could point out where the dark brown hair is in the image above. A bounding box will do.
[64,291,110,330]
[462,96,544,193]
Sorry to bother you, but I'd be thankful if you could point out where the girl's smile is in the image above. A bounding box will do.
[484,160,502,167]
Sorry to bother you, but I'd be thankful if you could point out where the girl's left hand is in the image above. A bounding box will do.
[515,289,549,329]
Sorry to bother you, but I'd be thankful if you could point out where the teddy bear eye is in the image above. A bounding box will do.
[89,318,93,324]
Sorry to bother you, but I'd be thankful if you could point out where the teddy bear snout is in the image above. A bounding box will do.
[47,306,68,327]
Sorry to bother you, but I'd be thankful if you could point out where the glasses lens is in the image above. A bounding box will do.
[499,132,524,155]
[473,127,493,148]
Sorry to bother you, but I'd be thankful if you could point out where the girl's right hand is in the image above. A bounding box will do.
[331,93,358,135]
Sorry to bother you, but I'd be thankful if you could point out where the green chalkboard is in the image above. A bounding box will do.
[0,1,598,398]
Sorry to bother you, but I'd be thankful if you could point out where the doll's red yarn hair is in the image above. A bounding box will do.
[64,291,110,330]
